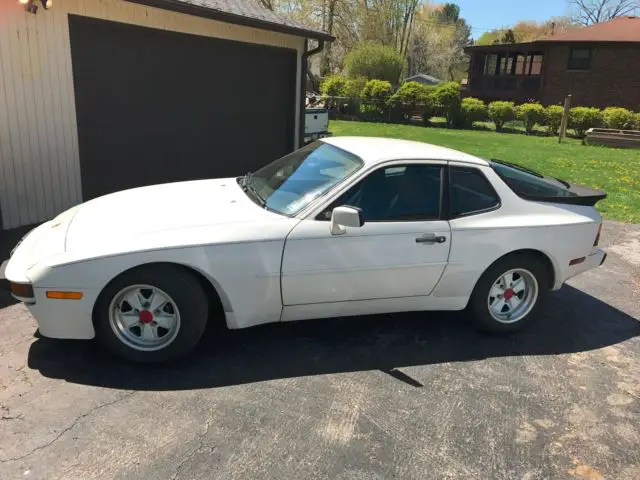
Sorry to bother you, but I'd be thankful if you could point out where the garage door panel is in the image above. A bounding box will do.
[69,15,296,200]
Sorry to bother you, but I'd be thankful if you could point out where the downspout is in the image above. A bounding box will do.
[298,39,325,148]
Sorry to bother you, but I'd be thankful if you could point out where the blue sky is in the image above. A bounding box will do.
[455,0,572,34]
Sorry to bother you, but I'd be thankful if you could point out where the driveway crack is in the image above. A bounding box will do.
[0,391,136,463]
[170,416,214,480]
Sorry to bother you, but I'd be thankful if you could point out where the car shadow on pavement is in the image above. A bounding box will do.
[27,285,639,391]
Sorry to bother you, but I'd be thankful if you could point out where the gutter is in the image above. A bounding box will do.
[298,39,325,148]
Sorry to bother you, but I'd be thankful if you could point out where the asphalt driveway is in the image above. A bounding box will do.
[0,222,639,479]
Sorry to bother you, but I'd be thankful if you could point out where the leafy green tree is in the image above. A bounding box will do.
[344,42,405,84]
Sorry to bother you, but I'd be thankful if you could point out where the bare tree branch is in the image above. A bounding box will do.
[568,0,639,25]
[257,0,275,11]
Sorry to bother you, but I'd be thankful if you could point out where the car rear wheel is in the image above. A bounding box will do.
[95,265,208,362]
[468,254,549,333]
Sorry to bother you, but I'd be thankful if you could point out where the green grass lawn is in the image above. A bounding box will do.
[330,120,640,224]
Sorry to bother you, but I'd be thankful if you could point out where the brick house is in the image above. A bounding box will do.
[463,16,640,109]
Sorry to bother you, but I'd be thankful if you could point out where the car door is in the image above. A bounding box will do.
[281,162,451,305]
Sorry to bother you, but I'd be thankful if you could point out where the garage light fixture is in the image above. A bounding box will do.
[21,0,52,14]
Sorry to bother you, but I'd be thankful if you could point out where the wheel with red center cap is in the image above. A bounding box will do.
[95,265,209,362]
[468,253,550,333]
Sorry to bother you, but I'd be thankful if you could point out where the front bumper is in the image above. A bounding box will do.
[2,225,96,339]
[0,259,7,282]
[24,287,97,339]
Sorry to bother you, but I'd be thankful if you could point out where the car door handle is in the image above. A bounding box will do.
[415,234,447,244]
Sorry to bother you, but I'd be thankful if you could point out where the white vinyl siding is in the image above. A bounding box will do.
[0,0,305,229]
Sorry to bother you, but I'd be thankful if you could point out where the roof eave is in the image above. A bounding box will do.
[125,0,335,41]
[535,39,640,43]
[464,42,542,53]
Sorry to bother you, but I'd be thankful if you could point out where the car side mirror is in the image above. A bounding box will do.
[330,205,364,235]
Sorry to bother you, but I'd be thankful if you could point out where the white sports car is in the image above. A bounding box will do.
[2,137,607,362]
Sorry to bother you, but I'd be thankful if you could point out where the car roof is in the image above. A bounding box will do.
[321,136,488,166]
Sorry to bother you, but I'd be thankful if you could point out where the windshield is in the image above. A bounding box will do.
[245,142,363,215]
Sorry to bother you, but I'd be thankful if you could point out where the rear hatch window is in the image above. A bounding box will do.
[490,160,606,206]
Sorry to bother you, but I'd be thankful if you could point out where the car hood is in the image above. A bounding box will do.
[64,178,285,252]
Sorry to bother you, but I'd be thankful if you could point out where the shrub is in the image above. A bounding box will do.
[517,102,545,134]
[320,75,348,97]
[344,42,405,84]
[544,105,564,134]
[388,82,433,123]
[431,82,462,127]
[360,79,393,119]
[602,107,634,130]
[389,81,432,105]
[632,112,640,130]
[361,79,393,102]
[488,101,516,131]
[460,97,487,128]
[569,107,602,137]
[343,77,367,98]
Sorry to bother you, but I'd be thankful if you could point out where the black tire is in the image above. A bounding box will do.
[468,253,549,334]
[94,264,208,363]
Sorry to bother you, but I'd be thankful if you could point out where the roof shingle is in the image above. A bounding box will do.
[539,16,640,42]
[127,0,333,40]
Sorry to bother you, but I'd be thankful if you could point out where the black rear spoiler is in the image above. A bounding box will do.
[522,182,607,206]
[489,159,606,207]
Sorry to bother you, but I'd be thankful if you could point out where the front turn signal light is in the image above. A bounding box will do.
[46,291,83,300]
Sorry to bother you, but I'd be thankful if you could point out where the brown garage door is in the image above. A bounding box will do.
[69,15,297,200]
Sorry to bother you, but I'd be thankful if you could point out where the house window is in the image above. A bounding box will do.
[568,47,592,70]
[515,54,527,74]
[529,54,544,75]
[501,55,515,75]
[485,54,498,75]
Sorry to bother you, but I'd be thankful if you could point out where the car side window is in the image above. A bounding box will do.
[319,164,442,222]
[450,166,500,217]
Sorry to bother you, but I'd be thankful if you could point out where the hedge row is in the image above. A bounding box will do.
[319,75,640,137]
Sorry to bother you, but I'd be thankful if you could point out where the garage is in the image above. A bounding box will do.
[69,15,297,200]
[0,0,331,229]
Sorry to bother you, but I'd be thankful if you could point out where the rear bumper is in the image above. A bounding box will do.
[559,248,606,286]
[600,252,607,266]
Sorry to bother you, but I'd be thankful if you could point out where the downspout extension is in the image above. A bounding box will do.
[299,39,325,148]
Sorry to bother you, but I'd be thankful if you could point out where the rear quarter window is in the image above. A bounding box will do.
[450,167,500,217]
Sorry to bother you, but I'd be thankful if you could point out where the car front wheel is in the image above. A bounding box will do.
[94,265,208,362]
[468,254,549,333]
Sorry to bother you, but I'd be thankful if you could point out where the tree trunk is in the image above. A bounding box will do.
[320,0,337,76]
